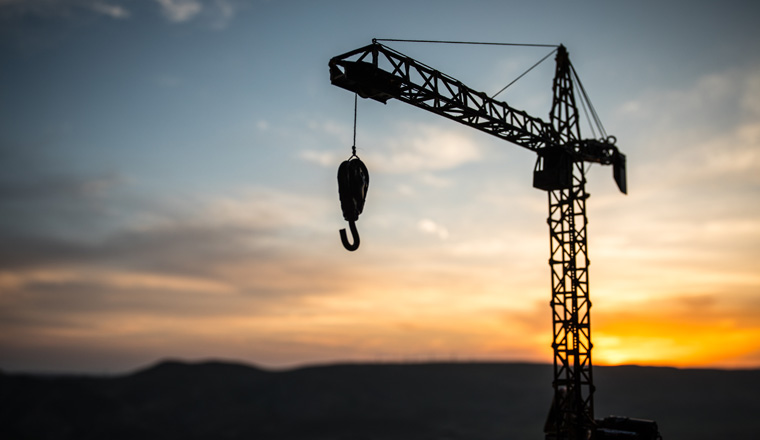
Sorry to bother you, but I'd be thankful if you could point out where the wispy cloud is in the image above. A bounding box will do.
[90,2,129,19]
[0,0,242,25]
[616,66,760,188]
[370,123,484,173]
[156,0,202,22]
[0,173,121,201]
[418,218,449,240]
[154,0,240,27]
[207,0,237,29]
[0,0,131,20]
[299,149,336,167]
[300,122,484,174]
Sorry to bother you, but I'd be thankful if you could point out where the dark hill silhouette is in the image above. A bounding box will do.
[1,361,757,439]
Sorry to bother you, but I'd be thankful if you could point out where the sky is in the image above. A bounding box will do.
[1,0,759,374]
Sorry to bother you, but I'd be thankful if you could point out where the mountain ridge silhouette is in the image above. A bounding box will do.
[2,360,757,439]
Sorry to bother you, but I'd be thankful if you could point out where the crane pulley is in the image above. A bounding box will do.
[337,152,369,251]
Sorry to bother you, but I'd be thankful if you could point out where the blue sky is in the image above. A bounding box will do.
[1,0,759,373]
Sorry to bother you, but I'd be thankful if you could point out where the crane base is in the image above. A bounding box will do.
[594,416,662,440]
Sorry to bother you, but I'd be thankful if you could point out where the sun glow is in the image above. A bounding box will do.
[594,314,760,368]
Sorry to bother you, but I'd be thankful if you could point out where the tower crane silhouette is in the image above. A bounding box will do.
[328,39,660,440]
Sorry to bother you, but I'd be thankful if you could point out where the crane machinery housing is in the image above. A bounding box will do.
[328,39,661,440]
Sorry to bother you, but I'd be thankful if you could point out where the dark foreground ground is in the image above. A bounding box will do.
[1,361,758,440]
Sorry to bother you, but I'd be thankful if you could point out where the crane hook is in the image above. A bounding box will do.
[337,155,369,252]
[339,220,360,251]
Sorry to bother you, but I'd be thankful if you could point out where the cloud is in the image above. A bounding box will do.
[299,149,336,167]
[0,172,129,244]
[0,184,355,371]
[0,0,131,20]
[0,166,560,370]
[416,172,453,188]
[591,66,760,302]
[371,124,484,173]
[256,119,270,131]
[417,218,449,240]
[300,122,484,174]
[90,2,129,19]
[0,173,121,201]
[156,0,202,22]
[0,185,333,272]
[153,0,239,27]
[207,0,237,29]
[615,65,760,189]
[0,0,241,26]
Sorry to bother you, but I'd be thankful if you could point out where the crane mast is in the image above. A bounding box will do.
[329,41,639,440]
[544,45,594,439]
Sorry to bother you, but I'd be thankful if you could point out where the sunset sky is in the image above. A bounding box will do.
[1,0,759,374]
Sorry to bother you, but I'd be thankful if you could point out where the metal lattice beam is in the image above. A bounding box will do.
[329,42,624,174]
[330,42,555,152]
[545,46,595,440]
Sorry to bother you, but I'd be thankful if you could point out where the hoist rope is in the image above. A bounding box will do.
[492,48,558,99]
[352,93,358,156]
[373,38,559,48]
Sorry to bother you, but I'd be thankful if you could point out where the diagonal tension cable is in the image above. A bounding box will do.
[373,38,559,48]
[372,38,560,100]
[576,79,597,139]
[570,63,607,139]
[492,48,558,99]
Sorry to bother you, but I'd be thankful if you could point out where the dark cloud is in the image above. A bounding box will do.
[0,171,127,246]
[0,0,130,20]
[0,180,344,330]
[0,235,94,269]
[0,173,120,201]
[0,221,281,275]
[0,0,243,26]
[1,276,232,325]
[0,154,279,274]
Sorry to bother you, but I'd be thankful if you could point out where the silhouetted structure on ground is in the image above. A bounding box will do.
[328,39,640,439]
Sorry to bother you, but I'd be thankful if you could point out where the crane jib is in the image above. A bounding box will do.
[328,42,626,194]
[329,44,554,153]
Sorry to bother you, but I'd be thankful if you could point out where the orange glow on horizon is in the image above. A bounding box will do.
[3,264,760,371]
[594,314,760,368]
